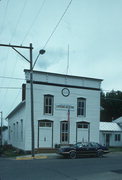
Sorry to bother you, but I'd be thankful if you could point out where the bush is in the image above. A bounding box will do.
[0,145,25,157]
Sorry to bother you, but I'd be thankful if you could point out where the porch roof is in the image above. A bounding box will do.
[100,122,122,132]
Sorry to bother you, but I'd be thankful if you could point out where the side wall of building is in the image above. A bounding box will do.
[100,131,122,147]
[8,104,26,150]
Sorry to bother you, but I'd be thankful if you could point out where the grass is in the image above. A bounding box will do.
[1,145,122,158]
[109,147,122,152]
[0,145,26,157]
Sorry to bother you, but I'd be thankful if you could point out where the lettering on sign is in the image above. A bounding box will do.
[56,104,74,111]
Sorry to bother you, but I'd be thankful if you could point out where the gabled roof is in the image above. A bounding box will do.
[100,122,122,132]
[113,117,122,124]
[6,100,25,119]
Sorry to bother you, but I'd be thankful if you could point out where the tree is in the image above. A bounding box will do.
[100,90,122,122]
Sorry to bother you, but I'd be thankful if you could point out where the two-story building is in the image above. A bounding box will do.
[7,70,102,151]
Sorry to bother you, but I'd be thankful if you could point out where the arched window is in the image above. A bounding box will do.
[77,122,89,128]
[39,120,52,127]
[77,98,86,116]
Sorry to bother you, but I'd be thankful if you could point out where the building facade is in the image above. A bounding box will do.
[7,70,102,151]
[100,119,122,147]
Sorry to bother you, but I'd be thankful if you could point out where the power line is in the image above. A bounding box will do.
[21,0,46,44]
[9,0,28,43]
[32,0,73,68]
[0,0,10,41]
[0,87,21,89]
[66,44,69,75]
[43,0,73,49]
[0,75,25,80]
[6,89,21,116]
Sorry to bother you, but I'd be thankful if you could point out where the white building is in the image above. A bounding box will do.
[100,119,122,147]
[7,70,102,151]
[2,128,8,145]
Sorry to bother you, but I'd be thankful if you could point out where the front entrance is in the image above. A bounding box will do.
[105,134,110,147]
[38,120,53,148]
[76,122,90,142]
[60,121,69,144]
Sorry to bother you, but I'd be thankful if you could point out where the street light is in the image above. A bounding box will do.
[0,43,45,157]
[30,44,46,157]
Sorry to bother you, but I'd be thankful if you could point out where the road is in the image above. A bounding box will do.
[0,153,122,180]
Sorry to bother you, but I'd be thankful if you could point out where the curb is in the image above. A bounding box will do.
[16,154,61,160]
[16,156,48,160]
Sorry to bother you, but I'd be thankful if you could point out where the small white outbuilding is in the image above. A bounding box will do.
[100,121,122,147]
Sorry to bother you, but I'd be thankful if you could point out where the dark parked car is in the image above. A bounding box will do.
[58,142,109,159]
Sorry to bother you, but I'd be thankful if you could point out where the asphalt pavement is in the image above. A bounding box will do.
[0,152,122,180]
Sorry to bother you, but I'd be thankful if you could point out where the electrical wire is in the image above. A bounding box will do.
[0,0,10,41]
[6,89,21,116]
[21,0,46,45]
[2,84,121,117]
[0,51,25,112]
[43,0,73,49]
[33,0,73,68]
[0,76,25,80]
[0,87,22,89]
[9,0,28,43]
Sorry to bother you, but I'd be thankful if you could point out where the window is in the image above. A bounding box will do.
[61,122,69,143]
[77,98,86,116]
[9,126,11,141]
[13,123,15,139]
[39,121,52,127]
[77,122,88,128]
[21,119,23,141]
[115,134,121,141]
[16,122,18,140]
[44,95,54,115]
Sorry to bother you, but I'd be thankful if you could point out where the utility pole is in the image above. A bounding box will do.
[0,43,45,157]
[29,43,35,157]
[0,111,3,146]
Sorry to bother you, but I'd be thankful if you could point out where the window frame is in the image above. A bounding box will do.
[77,122,88,129]
[77,97,86,117]
[16,122,18,140]
[44,94,54,115]
[13,123,15,139]
[60,121,69,144]
[115,134,121,141]
[20,119,23,141]
[39,121,52,127]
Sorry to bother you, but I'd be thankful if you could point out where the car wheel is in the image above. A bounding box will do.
[97,150,103,158]
[69,151,76,159]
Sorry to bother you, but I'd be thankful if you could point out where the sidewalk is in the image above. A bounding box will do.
[14,151,122,160]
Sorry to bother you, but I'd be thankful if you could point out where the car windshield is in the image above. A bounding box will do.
[74,142,89,148]
[90,142,100,148]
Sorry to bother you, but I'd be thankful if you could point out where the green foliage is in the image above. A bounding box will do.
[0,144,25,157]
[101,90,122,122]
[0,126,8,133]
[109,147,122,152]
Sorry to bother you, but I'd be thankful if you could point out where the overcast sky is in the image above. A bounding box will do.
[0,0,122,122]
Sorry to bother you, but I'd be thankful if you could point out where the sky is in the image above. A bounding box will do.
[0,0,122,123]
